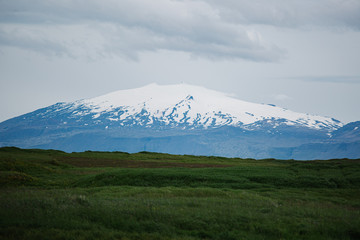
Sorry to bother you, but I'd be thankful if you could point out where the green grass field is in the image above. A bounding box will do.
[1,147,359,239]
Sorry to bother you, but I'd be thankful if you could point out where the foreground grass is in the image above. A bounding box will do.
[0,147,359,239]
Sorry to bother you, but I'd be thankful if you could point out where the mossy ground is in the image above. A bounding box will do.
[0,147,359,239]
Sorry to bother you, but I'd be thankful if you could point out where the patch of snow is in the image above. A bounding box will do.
[62,83,342,130]
[92,113,101,119]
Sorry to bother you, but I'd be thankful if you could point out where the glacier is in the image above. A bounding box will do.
[33,83,341,130]
[0,83,359,160]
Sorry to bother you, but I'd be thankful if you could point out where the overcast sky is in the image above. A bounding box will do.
[1,0,360,123]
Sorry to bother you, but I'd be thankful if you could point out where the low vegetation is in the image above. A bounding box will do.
[0,147,359,239]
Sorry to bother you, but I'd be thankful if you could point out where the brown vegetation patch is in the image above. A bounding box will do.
[59,157,233,168]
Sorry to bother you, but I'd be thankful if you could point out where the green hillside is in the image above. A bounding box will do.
[1,147,359,239]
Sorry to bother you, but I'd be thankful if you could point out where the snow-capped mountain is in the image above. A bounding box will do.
[0,83,358,159]
[36,83,341,130]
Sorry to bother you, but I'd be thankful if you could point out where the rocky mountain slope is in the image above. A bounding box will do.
[0,83,358,159]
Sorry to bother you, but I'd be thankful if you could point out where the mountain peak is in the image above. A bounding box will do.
[60,83,342,130]
[1,83,357,159]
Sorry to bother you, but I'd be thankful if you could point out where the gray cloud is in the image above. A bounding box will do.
[0,27,68,56]
[0,0,359,61]
[205,0,360,30]
[292,76,360,84]
[0,0,284,61]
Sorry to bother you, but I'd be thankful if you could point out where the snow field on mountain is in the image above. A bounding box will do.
[66,83,341,130]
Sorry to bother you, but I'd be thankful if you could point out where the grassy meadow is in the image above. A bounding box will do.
[0,147,359,239]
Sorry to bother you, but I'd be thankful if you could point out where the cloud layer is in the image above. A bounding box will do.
[206,0,360,30]
[0,0,359,61]
[294,76,360,84]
